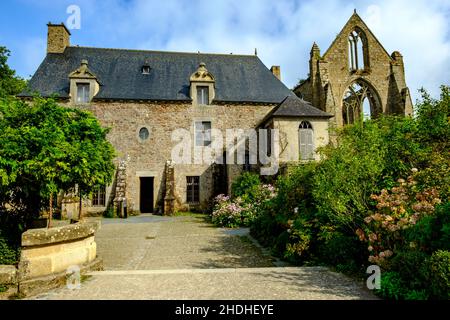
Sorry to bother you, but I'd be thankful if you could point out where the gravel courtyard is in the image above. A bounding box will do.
[30,214,377,300]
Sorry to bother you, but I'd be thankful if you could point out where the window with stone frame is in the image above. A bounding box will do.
[299,121,314,160]
[348,28,368,71]
[92,185,106,206]
[342,80,381,125]
[186,176,200,204]
[197,86,209,105]
[76,83,90,103]
[195,121,212,147]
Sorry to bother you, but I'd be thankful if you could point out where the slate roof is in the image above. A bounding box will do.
[259,95,333,126]
[19,46,295,104]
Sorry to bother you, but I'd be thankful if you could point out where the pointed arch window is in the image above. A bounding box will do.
[299,121,314,160]
[348,28,368,71]
[342,80,382,125]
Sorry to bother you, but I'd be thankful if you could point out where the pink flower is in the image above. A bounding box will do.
[368,233,378,242]
[384,250,393,258]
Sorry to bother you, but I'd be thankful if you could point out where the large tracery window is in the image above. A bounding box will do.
[348,28,368,71]
[343,80,381,125]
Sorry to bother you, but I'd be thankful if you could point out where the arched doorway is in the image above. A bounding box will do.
[342,79,382,125]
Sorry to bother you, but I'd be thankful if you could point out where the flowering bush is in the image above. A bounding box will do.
[211,182,277,228]
[356,170,442,265]
[211,195,252,228]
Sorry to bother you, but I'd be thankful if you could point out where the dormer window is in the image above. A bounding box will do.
[190,62,215,106]
[76,83,90,103]
[197,86,209,105]
[69,59,99,105]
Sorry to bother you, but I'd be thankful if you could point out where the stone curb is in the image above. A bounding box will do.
[0,265,17,285]
[19,257,103,298]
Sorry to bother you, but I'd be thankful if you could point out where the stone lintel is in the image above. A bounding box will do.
[136,170,157,177]
[21,221,101,247]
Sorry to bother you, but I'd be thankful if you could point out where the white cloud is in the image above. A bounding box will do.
[12,0,450,102]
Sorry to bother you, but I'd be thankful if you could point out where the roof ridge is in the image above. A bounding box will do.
[67,46,258,58]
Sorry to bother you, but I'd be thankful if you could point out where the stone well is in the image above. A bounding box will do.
[18,221,103,296]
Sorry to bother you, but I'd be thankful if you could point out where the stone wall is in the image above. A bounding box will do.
[273,117,330,162]
[72,101,275,213]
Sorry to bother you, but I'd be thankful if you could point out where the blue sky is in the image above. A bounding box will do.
[1,0,449,102]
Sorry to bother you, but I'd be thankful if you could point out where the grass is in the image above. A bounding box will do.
[174,211,208,218]
[238,235,252,244]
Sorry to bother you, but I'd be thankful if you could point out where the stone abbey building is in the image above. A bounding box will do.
[20,11,412,216]
[294,11,413,127]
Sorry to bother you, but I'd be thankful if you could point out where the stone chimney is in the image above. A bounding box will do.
[270,66,281,80]
[47,23,71,54]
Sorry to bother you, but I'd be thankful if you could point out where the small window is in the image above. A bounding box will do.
[76,83,90,103]
[243,150,251,171]
[186,176,200,204]
[92,186,106,207]
[197,86,209,105]
[299,121,314,160]
[266,128,272,157]
[139,127,150,141]
[195,121,212,147]
[142,66,151,74]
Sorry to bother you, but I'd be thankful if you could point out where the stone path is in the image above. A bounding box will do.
[30,214,377,300]
[95,214,274,270]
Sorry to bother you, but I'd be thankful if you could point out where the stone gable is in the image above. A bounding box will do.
[295,11,413,128]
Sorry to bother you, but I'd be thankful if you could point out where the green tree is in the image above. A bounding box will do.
[0,47,27,97]
[0,97,116,227]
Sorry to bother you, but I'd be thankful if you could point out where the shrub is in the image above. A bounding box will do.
[376,271,407,300]
[429,250,450,299]
[0,230,19,265]
[357,173,441,266]
[211,195,253,228]
[103,206,114,218]
[231,172,261,202]
[213,174,277,228]
[315,228,367,273]
[249,87,449,299]
[404,290,429,300]
[406,202,450,253]
[390,250,430,290]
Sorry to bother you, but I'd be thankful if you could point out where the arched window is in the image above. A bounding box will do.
[299,121,314,160]
[342,80,381,125]
[348,29,368,71]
